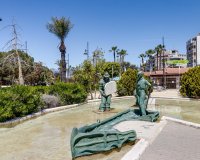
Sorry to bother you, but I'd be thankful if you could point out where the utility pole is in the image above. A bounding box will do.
[84,42,89,60]
[162,36,166,89]
[25,41,28,53]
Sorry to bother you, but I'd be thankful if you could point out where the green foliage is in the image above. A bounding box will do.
[0,86,42,122]
[0,83,87,122]
[103,62,120,78]
[180,66,200,98]
[73,60,95,93]
[0,50,54,85]
[47,17,73,41]
[48,83,87,105]
[117,69,138,96]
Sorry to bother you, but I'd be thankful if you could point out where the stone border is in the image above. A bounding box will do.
[0,96,134,127]
[151,96,200,101]
[162,116,200,129]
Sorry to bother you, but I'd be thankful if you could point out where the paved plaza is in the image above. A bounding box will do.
[139,120,200,160]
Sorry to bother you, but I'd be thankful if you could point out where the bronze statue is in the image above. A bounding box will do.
[136,71,151,116]
[99,72,111,111]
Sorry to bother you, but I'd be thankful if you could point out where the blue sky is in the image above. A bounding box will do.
[0,0,200,69]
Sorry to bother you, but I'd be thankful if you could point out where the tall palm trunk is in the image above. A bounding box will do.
[156,53,158,70]
[59,41,66,82]
[114,51,116,62]
[159,52,162,70]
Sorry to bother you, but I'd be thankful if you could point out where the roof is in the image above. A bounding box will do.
[144,68,190,76]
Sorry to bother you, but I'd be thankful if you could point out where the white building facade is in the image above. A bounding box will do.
[186,33,200,67]
[145,50,187,72]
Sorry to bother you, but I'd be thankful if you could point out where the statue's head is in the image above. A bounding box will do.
[137,71,144,80]
[103,72,110,83]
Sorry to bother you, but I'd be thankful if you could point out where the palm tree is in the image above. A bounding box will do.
[118,49,128,74]
[109,46,119,62]
[145,49,155,71]
[47,17,73,82]
[155,44,164,71]
[138,53,146,71]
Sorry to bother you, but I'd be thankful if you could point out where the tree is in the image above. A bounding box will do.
[72,60,95,99]
[2,23,25,85]
[92,48,104,66]
[0,51,54,85]
[122,61,137,71]
[155,44,164,70]
[117,68,138,96]
[180,66,200,98]
[109,46,119,62]
[103,62,120,79]
[138,53,146,71]
[47,17,73,82]
[145,49,155,71]
[117,49,128,74]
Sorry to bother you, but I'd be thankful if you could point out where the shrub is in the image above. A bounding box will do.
[48,82,87,105]
[117,69,138,96]
[180,66,200,98]
[0,83,87,122]
[0,86,42,122]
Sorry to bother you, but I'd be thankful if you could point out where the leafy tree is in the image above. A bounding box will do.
[109,46,119,62]
[122,61,137,71]
[92,48,104,65]
[47,17,73,82]
[180,66,200,98]
[73,60,95,99]
[117,68,138,96]
[103,62,120,78]
[0,51,54,85]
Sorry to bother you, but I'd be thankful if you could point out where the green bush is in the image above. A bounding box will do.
[117,69,138,96]
[48,83,87,105]
[0,83,87,122]
[180,66,200,98]
[0,86,42,122]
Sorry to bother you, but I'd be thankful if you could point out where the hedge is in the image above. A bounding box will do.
[0,83,87,122]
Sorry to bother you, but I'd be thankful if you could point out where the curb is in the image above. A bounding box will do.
[151,96,200,101]
[121,119,167,160]
[162,116,200,129]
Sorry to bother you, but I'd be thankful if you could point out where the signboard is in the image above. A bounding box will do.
[104,81,117,96]
[166,60,189,65]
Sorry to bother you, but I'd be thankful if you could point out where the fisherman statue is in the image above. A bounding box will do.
[99,72,117,112]
[135,71,151,116]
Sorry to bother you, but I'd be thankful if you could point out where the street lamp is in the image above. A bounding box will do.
[0,18,2,21]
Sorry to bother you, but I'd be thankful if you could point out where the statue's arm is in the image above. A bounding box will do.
[146,80,151,87]
[99,82,106,96]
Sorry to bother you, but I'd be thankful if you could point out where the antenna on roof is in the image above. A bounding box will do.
[162,36,165,48]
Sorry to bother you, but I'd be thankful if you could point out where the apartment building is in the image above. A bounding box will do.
[186,33,200,67]
[145,50,187,72]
